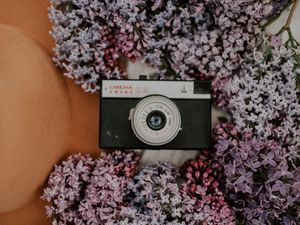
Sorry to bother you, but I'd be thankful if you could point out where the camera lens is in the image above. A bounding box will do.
[146,110,166,130]
[130,95,181,146]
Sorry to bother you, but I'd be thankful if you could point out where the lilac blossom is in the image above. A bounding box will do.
[112,0,275,107]
[119,161,235,225]
[43,156,236,225]
[119,162,197,225]
[42,151,140,225]
[226,36,300,158]
[180,150,225,196]
[214,122,300,225]
[49,0,278,108]
[49,0,126,93]
[180,151,236,225]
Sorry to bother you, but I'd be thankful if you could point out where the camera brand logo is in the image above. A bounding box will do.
[107,85,150,95]
[108,85,133,94]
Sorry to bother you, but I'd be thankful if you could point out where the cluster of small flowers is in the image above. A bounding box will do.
[214,122,300,225]
[180,150,224,196]
[203,0,273,107]
[120,161,235,225]
[49,0,126,92]
[180,151,236,225]
[43,152,236,225]
[42,151,140,225]
[226,36,300,159]
[49,0,278,104]
[119,162,196,225]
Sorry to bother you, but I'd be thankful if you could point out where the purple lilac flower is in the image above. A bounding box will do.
[43,152,237,225]
[49,0,126,92]
[42,154,95,221]
[226,36,300,159]
[49,0,279,108]
[112,0,275,107]
[42,151,140,225]
[119,160,234,225]
[119,162,197,225]
[214,122,300,225]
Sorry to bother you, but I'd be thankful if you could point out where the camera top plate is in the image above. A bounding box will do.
[101,80,210,99]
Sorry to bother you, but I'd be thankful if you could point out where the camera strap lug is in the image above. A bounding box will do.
[128,108,134,121]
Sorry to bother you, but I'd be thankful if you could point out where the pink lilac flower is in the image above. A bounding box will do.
[180,150,224,196]
[214,122,300,225]
[180,151,236,225]
[42,151,140,225]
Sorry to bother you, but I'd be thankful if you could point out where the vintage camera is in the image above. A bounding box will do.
[99,78,211,149]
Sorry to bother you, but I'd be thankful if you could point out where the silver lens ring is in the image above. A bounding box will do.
[131,95,181,146]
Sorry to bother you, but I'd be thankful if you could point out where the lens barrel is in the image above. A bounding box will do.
[130,95,181,146]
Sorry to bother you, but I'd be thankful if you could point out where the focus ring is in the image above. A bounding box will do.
[131,95,181,146]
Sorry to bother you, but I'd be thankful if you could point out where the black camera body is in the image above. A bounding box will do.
[99,79,211,149]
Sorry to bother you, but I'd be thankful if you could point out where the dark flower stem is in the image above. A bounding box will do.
[161,54,180,79]
[276,0,299,47]
[274,0,300,93]
[262,0,292,29]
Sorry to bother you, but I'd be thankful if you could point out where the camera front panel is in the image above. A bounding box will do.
[100,99,211,149]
